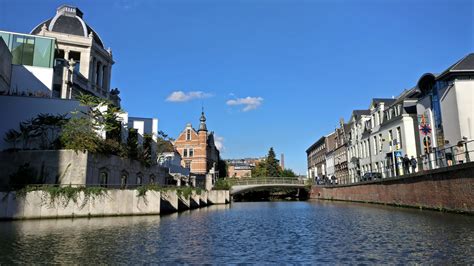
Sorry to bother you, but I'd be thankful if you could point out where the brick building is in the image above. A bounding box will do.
[174,111,220,179]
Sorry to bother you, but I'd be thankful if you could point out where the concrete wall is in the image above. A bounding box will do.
[0,150,88,188]
[160,190,178,213]
[0,189,160,220]
[10,65,53,96]
[208,190,227,205]
[0,95,85,150]
[0,150,168,188]
[310,162,474,213]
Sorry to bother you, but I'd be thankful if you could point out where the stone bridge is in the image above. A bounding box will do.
[229,178,309,195]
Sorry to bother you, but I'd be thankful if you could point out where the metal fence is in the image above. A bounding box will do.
[231,178,307,186]
[340,139,474,184]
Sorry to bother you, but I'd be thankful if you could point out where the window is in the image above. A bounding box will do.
[69,51,81,73]
[186,129,191,140]
[137,173,143,185]
[99,171,108,188]
[149,175,155,184]
[379,133,383,151]
[189,148,194,157]
[183,149,188,157]
[120,172,128,189]
[185,161,191,169]
[373,136,378,155]
[33,38,53,67]
[396,127,403,149]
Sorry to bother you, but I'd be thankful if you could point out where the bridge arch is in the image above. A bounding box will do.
[229,178,309,195]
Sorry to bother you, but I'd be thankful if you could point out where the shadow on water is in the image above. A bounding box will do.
[232,187,309,202]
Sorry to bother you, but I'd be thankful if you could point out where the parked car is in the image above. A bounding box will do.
[360,172,382,182]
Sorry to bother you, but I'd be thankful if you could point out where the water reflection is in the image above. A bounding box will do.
[0,202,472,264]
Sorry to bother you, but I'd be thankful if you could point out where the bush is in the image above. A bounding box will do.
[60,117,101,152]
[213,178,232,190]
[99,139,127,157]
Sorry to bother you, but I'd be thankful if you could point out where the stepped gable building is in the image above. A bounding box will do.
[30,5,119,105]
[174,111,220,178]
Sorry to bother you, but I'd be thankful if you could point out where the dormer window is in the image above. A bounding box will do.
[186,129,191,140]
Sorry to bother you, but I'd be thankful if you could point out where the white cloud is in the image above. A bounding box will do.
[226,96,264,111]
[166,91,212,102]
[214,134,225,152]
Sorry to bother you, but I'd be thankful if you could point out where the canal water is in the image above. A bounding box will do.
[0,201,473,264]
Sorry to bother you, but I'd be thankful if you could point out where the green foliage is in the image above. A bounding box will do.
[156,130,175,163]
[176,186,195,198]
[266,147,281,177]
[99,139,127,157]
[127,128,139,159]
[136,184,162,197]
[60,116,101,152]
[213,178,232,190]
[8,163,44,190]
[141,133,153,167]
[251,161,268,178]
[15,185,107,207]
[4,129,21,150]
[3,113,68,150]
[218,158,228,178]
[281,168,297,177]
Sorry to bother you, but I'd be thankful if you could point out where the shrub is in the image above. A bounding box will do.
[60,117,101,152]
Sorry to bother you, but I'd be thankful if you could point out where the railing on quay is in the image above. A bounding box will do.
[230,178,308,186]
[323,139,474,186]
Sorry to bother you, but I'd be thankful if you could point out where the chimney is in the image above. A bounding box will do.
[280,153,285,169]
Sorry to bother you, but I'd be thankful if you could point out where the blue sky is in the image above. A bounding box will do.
[1,0,472,174]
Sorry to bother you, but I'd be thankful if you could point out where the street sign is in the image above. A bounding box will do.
[394,150,403,157]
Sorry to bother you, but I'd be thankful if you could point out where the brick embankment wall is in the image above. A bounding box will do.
[310,162,474,214]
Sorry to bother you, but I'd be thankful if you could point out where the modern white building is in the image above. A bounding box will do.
[0,31,56,97]
[416,53,474,168]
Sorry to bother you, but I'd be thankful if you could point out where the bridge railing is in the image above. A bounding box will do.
[230,178,308,186]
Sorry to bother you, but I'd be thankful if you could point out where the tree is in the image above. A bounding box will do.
[4,129,21,150]
[217,158,228,178]
[127,128,139,160]
[60,116,101,152]
[251,160,267,178]
[141,133,153,167]
[281,168,297,177]
[156,130,175,156]
[266,147,282,177]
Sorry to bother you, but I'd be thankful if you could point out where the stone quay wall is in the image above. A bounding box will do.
[0,150,169,188]
[310,162,474,214]
[0,189,231,220]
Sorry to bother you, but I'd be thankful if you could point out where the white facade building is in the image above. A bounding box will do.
[347,110,371,183]
[359,95,420,178]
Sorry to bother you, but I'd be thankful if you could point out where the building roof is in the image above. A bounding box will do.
[306,136,326,154]
[437,53,474,79]
[30,5,104,48]
[371,98,396,107]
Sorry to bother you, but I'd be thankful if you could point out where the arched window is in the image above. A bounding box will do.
[121,171,128,189]
[136,173,143,185]
[149,174,155,184]
[99,170,108,188]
